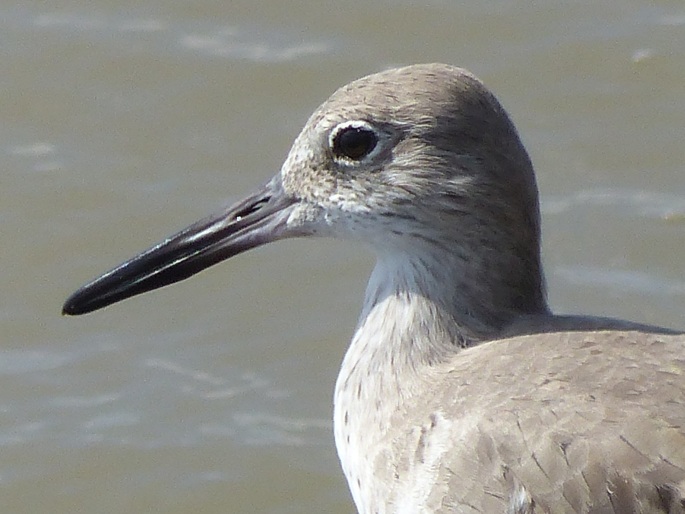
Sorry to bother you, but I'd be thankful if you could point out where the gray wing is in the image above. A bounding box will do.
[386,331,685,513]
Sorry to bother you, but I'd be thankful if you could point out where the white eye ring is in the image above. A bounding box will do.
[329,120,382,164]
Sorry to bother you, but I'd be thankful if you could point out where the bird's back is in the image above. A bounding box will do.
[378,329,685,513]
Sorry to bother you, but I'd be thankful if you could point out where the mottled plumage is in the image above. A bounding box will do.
[64,64,685,513]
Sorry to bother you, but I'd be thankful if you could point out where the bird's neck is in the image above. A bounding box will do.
[333,248,547,511]
[357,243,547,350]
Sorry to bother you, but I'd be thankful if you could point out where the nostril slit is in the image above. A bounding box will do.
[234,197,270,222]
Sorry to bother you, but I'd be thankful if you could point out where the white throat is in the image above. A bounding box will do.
[333,251,470,512]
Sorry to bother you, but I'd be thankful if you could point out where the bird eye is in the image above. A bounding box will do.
[331,123,379,161]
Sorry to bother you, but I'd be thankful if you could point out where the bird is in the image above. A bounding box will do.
[63,63,685,513]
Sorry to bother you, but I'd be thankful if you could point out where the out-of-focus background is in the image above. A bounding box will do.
[2,1,684,512]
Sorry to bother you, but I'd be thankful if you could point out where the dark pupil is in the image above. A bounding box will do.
[334,127,378,160]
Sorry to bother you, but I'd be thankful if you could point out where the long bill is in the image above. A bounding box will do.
[63,177,297,316]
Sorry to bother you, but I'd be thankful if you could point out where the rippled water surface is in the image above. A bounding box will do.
[2,1,684,512]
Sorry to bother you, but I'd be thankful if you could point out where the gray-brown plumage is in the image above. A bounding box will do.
[63,64,685,513]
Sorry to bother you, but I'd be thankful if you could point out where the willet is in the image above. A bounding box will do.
[63,63,685,513]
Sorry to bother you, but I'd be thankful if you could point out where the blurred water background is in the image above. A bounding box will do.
[2,1,684,512]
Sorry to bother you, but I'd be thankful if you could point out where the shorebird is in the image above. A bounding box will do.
[63,64,685,513]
